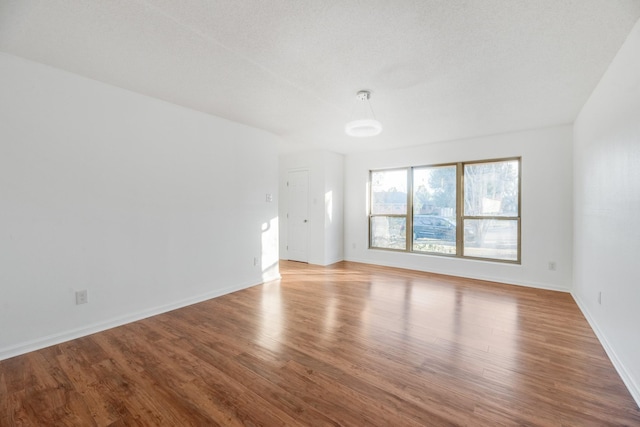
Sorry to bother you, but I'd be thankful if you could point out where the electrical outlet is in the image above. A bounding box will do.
[75,290,88,305]
[253,257,258,266]
[548,261,557,271]
[265,193,273,202]
[598,291,602,305]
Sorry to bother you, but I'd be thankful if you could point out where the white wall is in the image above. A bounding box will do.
[345,125,574,291]
[573,19,640,404]
[324,151,345,265]
[0,53,280,359]
[279,150,344,265]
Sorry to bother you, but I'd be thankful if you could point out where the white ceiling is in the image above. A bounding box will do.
[1,1,639,153]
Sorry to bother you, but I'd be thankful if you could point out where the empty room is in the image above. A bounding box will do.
[1,1,639,425]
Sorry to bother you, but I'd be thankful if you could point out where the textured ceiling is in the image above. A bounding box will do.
[1,1,639,153]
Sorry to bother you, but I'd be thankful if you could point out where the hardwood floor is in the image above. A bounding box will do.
[1,261,639,426]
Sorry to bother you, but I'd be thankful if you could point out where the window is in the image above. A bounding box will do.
[463,160,520,261]
[370,169,407,250]
[413,165,457,254]
[369,158,520,263]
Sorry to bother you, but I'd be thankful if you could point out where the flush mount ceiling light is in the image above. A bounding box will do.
[345,90,382,137]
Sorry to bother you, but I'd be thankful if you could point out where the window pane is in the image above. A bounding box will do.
[412,215,456,254]
[413,165,456,217]
[371,216,406,250]
[413,165,457,254]
[463,219,518,261]
[464,160,519,217]
[371,169,408,215]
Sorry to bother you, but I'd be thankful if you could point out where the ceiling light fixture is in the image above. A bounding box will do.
[345,90,382,137]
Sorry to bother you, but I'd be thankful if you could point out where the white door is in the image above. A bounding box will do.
[287,170,309,262]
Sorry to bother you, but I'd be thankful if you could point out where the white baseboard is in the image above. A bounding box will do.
[345,256,570,292]
[572,293,640,407]
[0,277,276,361]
